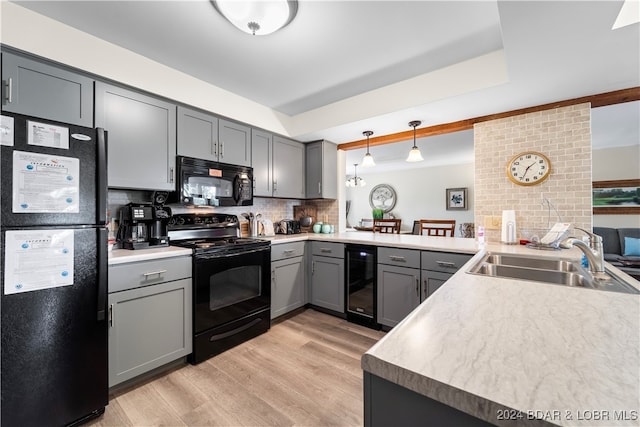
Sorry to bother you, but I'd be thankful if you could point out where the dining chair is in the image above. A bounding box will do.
[418,219,456,237]
[373,219,402,234]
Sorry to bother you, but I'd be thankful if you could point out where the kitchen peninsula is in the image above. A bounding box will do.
[109,231,640,427]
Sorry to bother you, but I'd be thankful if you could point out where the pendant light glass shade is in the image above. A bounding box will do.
[361,130,376,168]
[345,164,366,187]
[213,0,298,35]
[406,120,424,162]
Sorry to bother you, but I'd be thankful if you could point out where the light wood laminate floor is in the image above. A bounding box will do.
[89,309,385,426]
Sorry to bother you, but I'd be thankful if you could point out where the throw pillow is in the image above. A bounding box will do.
[623,237,640,256]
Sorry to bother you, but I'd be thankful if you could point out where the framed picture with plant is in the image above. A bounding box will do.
[446,188,467,210]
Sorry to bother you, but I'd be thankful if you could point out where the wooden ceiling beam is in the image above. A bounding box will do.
[337,87,640,151]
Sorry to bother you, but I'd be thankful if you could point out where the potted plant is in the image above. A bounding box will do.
[372,208,384,220]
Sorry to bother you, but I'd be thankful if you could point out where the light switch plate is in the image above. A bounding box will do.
[484,215,502,230]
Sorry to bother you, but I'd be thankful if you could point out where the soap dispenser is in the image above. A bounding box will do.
[501,210,517,244]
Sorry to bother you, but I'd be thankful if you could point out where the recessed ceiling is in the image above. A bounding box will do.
[6,0,640,145]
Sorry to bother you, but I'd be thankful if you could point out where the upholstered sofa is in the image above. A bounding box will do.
[593,227,640,279]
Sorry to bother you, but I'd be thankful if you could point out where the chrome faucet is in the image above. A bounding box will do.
[560,227,606,276]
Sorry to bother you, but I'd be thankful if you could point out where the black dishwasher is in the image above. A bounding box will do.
[345,244,379,329]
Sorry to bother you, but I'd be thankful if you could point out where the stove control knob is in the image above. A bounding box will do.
[176,216,185,225]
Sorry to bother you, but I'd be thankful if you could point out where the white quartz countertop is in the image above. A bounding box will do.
[265,230,479,254]
[108,246,192,265]
[362,243,640,427]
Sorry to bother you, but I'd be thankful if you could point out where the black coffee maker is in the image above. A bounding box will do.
[117,191,171,250]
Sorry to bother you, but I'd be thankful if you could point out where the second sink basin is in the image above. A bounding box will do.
[483,254,578,272]
[473,263,589,286]
[467,252,639,294]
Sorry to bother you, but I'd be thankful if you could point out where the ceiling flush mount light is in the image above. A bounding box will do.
[406,120,424,162]
[361,131,376,168]
[212,0,298,36]
[346,164,366,187]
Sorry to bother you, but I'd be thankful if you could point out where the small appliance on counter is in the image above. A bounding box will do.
[276,219,301,234]
[117,191,172,249]
[501,210,517,244]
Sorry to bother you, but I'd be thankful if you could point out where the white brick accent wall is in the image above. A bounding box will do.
[474,103,592,242]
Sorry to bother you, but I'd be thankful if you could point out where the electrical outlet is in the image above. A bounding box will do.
[484,215,502,230]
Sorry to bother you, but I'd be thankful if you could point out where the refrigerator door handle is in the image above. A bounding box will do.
[96,128,108,224]
[97,228,108,321]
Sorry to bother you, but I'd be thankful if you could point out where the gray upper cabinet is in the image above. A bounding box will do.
[218,119,251,166]
[95,82,176,191]
[1,51,93,127]
[177,108,250,167]
[251,129,273,197]
[305,140,337,199]
[177,106,218,161]
[273,135,305,199]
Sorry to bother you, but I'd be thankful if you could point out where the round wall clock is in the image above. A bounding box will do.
[506,151,551,186]
[369,184,397,212]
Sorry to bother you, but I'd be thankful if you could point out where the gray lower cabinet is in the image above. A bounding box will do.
[377,247,421,328]
[108,256,192,387]
[271,242,306,319]
[95,82,176,190]
[273,135,305,199]
[309,242,344,313]
[1,51,94,127]
[420,251,472,300]
[305,140,337,199]
[377,248,471,328]
[252,128,273,197]
[377,264,420,328]
[177,106,218,161]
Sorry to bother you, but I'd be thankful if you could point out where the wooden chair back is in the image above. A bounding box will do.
[418,219,456,237]
[373,219,402,234]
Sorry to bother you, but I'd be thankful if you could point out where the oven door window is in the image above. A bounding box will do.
[194,248,270,333]
[209,265,261,311]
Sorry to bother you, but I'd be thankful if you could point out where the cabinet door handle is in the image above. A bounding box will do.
[389,255,406,262]
[436,261,457,268]
[143,270,167,278]
[415,277,419,298]
[271,269,276,283]
[423,279,428,300]
[169,167,174,184]
[273,179,277,192]
[5,78,13,103]
[312,261,315,275]
[318,182,321,194]
[108,304,114,327]
[220,142,224,158]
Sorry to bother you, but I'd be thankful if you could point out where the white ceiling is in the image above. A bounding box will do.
[9,0,640,148]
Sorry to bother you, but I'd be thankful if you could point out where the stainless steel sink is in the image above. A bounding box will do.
[483,254,579,272]
[467,252,640,295]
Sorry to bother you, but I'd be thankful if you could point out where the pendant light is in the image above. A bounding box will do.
[361,130,376,168]
[213,0,298,36]
[406,120,424,162]
[345,164,366,187]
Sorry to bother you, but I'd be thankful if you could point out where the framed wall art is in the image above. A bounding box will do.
[446,188,467,210]
[592,179,640,214]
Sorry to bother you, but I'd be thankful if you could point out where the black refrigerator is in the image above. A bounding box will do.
[0,112,108,426]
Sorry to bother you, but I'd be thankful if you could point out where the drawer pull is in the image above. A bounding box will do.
[436,261,457,268]
[143,270,167,278]
[283,249,295,254]
[389,255,406,262]
[320,248,332,253]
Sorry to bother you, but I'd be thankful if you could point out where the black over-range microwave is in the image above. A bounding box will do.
[171,156,253,206]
